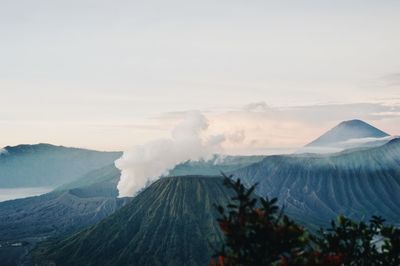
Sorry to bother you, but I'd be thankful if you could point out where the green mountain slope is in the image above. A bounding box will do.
[34,176,234,266]
[0,143,121,188]
[233,138,400,228]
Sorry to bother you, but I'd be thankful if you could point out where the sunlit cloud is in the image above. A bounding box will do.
[150,101,400,155]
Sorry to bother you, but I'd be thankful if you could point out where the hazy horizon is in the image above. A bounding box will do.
[1,107,398,156]
[1,0,400,154]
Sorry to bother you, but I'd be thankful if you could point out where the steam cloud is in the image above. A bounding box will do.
[115,111,226,197]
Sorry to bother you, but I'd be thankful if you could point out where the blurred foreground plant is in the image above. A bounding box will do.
[211,174,400,266]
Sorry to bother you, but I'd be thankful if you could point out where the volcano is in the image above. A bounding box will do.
[34,176,233,266]
[300,119,390,153]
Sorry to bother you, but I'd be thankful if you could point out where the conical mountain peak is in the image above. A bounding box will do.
[295,119,391,154]
[305,119,389,148]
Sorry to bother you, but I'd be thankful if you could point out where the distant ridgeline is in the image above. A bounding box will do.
[1,120,400,265]
[0,143,121,187]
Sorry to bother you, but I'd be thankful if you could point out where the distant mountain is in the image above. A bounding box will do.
[306,119,389,146]
[0,143,121,188]
[300,120,390,153]
[33,176,233,266]
[0,165,129,241]
[233,138,400,228]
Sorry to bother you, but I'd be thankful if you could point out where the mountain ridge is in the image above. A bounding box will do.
[0,143,121,188]
[233,138,400,228]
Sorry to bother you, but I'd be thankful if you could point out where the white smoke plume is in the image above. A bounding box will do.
[115,111,226,197]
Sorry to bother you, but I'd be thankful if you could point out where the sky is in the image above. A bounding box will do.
[1,0,400,154]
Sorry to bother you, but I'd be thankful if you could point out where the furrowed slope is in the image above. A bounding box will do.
[234,139,400,227]
[34,176,233,266]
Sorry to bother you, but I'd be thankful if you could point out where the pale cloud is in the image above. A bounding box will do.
[339,136,394,146]
[243,102,272,113]
[361,73,400,99]
[2,100,398,155]
[1,1,400,152]
[150,101,400,155]
[226,130,246,144]
[378,73,400,88]
[281,103,400,123]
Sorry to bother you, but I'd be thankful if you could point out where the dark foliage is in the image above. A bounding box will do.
[212,174,400,266]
